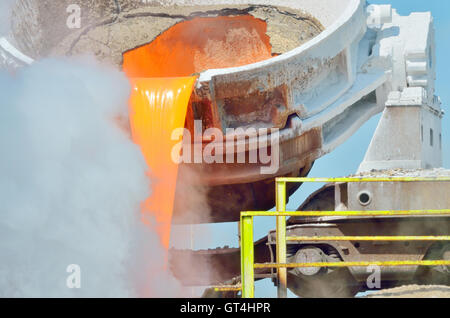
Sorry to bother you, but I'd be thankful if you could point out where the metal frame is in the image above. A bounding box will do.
[240,177,450,298]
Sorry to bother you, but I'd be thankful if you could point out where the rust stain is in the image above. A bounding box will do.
[282,127,322,162]
[218,84,289,128]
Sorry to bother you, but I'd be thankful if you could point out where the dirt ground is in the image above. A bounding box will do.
[351,168,450,178]
[362,285,450,298]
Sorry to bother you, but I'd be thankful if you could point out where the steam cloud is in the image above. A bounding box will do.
[0,0,15,35]
[0,57,182,297]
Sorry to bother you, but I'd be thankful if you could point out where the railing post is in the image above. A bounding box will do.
[240,214,254,298]
[276,180,287,298]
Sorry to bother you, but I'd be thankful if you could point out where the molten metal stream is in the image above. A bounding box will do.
[124,15,273,249]
[128,77,196,248]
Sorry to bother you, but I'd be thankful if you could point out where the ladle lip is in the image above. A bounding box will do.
[0,37,34,66]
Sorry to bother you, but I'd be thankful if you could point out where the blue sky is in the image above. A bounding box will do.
[189,0,450,297]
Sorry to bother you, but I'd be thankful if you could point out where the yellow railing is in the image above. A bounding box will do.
[240,177,450,298]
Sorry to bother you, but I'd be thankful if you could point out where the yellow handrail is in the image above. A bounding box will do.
[240,177,450,298]
[276,177,450,183]
[242,210,450,217]
[254,260,450,269]
[286,236,450,241]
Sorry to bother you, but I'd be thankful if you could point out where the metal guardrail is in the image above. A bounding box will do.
[240,177,450,298]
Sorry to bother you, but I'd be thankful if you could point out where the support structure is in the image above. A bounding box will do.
[275,180,287,298]
[240,215,254,298]
[359,87,444,172]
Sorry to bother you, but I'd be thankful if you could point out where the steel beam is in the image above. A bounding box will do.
[240,215,254,298]
[276,180,287,298]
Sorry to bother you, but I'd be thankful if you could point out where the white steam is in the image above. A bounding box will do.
[0,0,15,35]
[0,57,182,297]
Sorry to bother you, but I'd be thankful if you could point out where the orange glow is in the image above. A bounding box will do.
[124,15,273,250]
[123,15,273,78]
[128,77,196,248]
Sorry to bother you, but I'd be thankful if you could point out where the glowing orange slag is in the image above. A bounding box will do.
[125,15,273,249]
[123,15,273,78]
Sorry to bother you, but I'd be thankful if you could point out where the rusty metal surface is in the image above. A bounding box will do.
[172,161,315,224]
[217,84,289,129]
[205,53,347,131]
[174,126,322,186]
[171,127,320,224]
[173,170,303,224]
